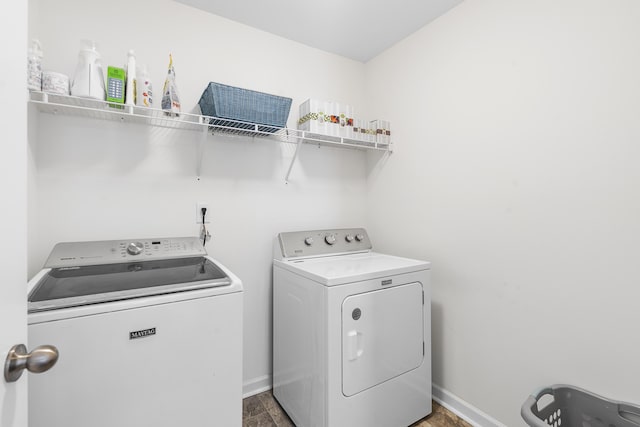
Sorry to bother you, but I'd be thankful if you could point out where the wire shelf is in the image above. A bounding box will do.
[29,91,393,153]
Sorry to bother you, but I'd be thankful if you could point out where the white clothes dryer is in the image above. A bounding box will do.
[273,228,431,427]
[27,237,243,427]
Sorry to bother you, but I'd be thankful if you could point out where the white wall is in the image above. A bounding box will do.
[28,0,369,394]
[365,0,640,425]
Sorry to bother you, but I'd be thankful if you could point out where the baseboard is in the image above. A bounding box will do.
[432,383,507,427]
[243,374,272,398]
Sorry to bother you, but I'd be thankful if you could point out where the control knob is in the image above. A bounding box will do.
[304,237,314,246]
[126,241,144,255]
[355,233,365,242]
[345,234,355,243]
[325,234,337,245]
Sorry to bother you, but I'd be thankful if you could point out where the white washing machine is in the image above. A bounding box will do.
[273,228,431,427]
[27,237,243,427]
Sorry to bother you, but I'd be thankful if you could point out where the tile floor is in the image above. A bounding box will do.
[243,390,472,427]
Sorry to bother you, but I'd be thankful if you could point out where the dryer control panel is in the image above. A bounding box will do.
[276,228,372,259]
[44,237,207,268]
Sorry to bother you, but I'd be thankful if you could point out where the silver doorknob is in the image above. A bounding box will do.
[4,344,59,383]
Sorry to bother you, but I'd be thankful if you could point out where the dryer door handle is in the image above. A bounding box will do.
[347,330,364,361]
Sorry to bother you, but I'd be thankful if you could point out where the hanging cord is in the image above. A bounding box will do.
[201,207,207,247]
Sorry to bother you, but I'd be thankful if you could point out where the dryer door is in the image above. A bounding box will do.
[342,282,424,397]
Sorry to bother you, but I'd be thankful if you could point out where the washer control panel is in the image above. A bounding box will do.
[44,237,207,268]
[277,228,372,259]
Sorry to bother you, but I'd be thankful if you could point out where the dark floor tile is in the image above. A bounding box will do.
[256,390,280,410]
[270,410,295,427]
[256,391,295,427]
[243,411,276,427]
[257,391,280,416]
[423,401,472,427]
[243,394,266,418]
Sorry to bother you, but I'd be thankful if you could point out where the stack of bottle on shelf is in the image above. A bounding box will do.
[28,39,181,116]
[297,98,391,146]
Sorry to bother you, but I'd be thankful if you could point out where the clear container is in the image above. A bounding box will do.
[27,39,43,91]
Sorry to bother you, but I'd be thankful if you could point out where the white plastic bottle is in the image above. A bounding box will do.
[27,39,43,91]
[125,50,137,106]
[70,40,106,100]
[136,65,153,107]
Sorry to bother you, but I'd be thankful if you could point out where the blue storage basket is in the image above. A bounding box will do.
[198,82,292,132]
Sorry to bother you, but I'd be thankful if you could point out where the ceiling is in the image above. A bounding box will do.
[174,0,464,62]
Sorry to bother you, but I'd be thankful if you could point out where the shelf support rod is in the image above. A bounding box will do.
[196,117,207,179]
[285,138,303,184]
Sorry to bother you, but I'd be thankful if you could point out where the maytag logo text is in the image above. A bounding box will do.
[129,327,156,340]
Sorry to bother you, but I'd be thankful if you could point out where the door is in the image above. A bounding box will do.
[342,282,425,397]
[1,2,29,426]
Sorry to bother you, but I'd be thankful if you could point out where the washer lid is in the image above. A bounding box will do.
[28,256,231,312]
[274,252,430,286]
